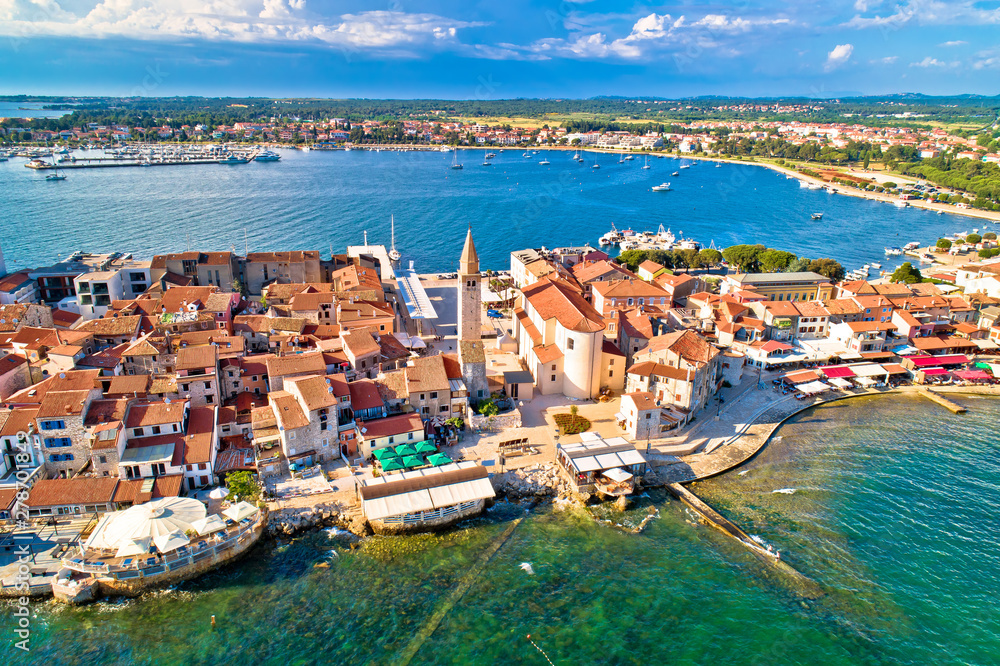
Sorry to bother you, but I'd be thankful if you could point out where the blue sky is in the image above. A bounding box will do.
[1,1,999,98]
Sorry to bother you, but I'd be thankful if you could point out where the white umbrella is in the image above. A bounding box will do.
[153,530,191,554]
[191,514,227,536]
[114,537,151,558]
[208,487,230,500]
[601,468,633,483]
[223,501,259,522]
[102,497,207,546]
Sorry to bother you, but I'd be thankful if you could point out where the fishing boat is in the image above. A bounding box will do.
[388,215,401,262]
[642,156,650,170]
[656,225,675,245]
[651,182,672,192]
[599,223,625,246]
[451,150,463,170]
[811,213,823,220]
[671,171,680,177]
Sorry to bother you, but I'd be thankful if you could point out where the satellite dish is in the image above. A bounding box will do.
[59,372,66,379]
[165,397,171,404]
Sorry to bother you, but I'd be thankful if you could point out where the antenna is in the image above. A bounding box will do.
[244,228,249,256]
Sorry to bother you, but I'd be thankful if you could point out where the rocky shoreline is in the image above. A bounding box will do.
[265,463,669,540]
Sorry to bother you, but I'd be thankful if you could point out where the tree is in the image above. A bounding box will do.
[863,152,870,169]
[721,244,765,272]
[697,248,722,266]
[787,257,811,273]
[759,249,797,273]
[615,249,649,272]
[807,258,845,282]
[985,232,997,241]
[966,233,982,244]
[570,404,579,430]
[890,262,923,284]
[936,238,953,251]
[478,399,499,417]
[226,471,261,503]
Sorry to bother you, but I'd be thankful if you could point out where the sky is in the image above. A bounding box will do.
[1,0,999,98]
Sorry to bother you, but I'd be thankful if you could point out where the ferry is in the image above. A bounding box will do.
[651,182,672,192]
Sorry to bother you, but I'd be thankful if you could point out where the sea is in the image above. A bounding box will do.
[0,147,987,275]
[3,394,998,665]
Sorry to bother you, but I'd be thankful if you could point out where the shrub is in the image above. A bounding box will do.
[554,412,591,435]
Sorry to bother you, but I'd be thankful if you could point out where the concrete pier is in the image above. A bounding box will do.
[668,483,824,599]
[918,387,967,414]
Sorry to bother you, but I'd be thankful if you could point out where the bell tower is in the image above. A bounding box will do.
[457,226,481,341]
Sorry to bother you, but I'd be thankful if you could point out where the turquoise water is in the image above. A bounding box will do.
[0,148,979,274]
[4,394,998,664]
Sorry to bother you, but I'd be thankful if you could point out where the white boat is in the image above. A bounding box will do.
[807,183,822,190]
[624,155,634,161]
[672,171,679,177]
[656,225,675,245]
[716,163,722,168]
[884,247,903,256]
[523,152,531,158]
[651,182,672,192]
[388,215,401,262]
[895,200,908,208]
[539,158,550,165]
[811,213,823,220]
[903,242,921,250]
[870,262,882,270]
[482,150,490,166]
[680,163,691,169]
[799,180,809,188]
[451,150,463,170]
[642,156,651,170]
[254,150,281,162]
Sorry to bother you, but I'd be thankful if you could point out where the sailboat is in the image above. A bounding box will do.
[592,155,600,169]
[451,149,463,170]
[45,152,66,181]
[482,149,490,166]
[642,156,651,170]
[388,215,401,262]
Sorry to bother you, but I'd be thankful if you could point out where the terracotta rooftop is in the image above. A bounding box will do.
[357,412,423,439]
[269,391,309,430]
[265,352,326,378]
[77,315,141,337]
[521,277,605,333]
[26,477,121,507]
[125,400,189,428]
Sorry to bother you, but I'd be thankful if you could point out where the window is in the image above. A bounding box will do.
[566,338,575,351]
[133,427,144,437]
[49,453,74,462]
[172,424,179,432]
[609,370,614,378]
[204,381,211,390]
[130,272,146,282]
[388,436,395,445]
[419,393,425,401]
[289,432,296,440]
[550,364,556,371]
[252,375,259,382]
[198,463,207,470]
[40,420,66,430]
[551,375,556,382]
[430,391,438,399]
[152,426,161,435]
[440,405,449,413]
[45,437,72,448]
[408,432,415,440]
[206,395,214,404]
[422,406,430,414]
[98,455,107,464]
[181,384,190,392]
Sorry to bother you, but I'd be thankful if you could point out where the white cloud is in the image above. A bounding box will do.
[939,40,967,47]
[910,56,945,67]
[0,1,484,55]
[870,55,898,64]
[824,43,853,71]
[846,1,1000,29]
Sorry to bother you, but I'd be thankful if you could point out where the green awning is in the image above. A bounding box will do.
[373,448,398,461]
[975,362,992,370]
[401,455,425,469]
[414,440,437,454]
[426,453,453,467]
[380,459,404,472]
[394,444,417,457]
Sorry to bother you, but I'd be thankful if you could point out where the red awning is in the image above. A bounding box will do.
[906,354,969,368]
[820,366,857,379]
[921,368,951,376]
[953,369,990,380]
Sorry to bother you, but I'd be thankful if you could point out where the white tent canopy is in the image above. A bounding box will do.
[191,514,227,536]
[797,380,833,395]
[851,363,888,377]
[207,487,230,500]
[223,501,259,522]
[601,468,633,483]
[828,377,853,389]
[153,530,190,554]
[855,376,877,387]
[114,537,151,558]
[87,497,207,550]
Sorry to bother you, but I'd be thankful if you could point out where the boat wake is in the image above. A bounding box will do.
[519,562,535,575]
[772,488,797,495]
